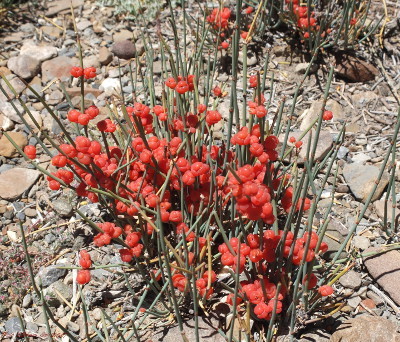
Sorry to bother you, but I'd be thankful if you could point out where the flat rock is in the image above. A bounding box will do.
[41,56,76,82]
[20,41,58,62]
[113,29,134,41]
[0,131,27,157]
[299,99,345,130]
[0,167,40,200]
[36,265,67,288]
[280,130,333,164]
[112,40,136,60]
[339,270,362,289]
[46,0,84,16]
[373,198,400,221]
[335,54,378,83]
[331,316,400,342]
[364,248,400,306]
[343,163,389,202]
[352,235,370,250]
[7,55,41,79]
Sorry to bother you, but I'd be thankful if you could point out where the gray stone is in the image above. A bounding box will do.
[46,280,73,307]
[83,55,100,69]
[20,41,58,62]
[113,29,133,41]
[351,152,371,164]
[295,62,317,75]
[53,198,73,217]
[337,146,349,159]
[352,236,370,250]
[36,265,67,287]
[339,270,362,289]
[112,40,136,60]
[76,19,92,31]
[343,163,390,203]
[5,317,23,334]
[347,295,362,308]
[7,55,41,79]
[299,329,330,342]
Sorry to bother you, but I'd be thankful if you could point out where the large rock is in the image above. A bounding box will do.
[46,0,84,16]
[41,56,76,82]
[7,55,41,79]
[343,163,389,202]
[338,270,362,289]
[0,167,40,200]
[112,40,136,60]
[36,265,67,288]
[0,132,27,157]
[335,54,378,83]
[280,130,333,164]
[20,40,58,62]
[331,316,400,342]
[364,248,400,306]
[299,99,345,130]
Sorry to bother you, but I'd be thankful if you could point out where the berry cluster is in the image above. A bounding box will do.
[77,250,92,285]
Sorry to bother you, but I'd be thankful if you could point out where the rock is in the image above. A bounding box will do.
[98,46,113,65]
[339,270,362,289]
[53,198,73,217]
[299,99,345,130]
[45,280,73,307]
[83,55,100,69]
[76,18,92,31]
[23,110,43,132]
[112,40,136,59]
[46,0,84,16]
[0,74,27,101]
[67,321,80,333]
[99,78,121,96]
[364,249,400,306]
[373,198,400,221]
[0,66,11,76]
[0,304,8,317]
[41,26,61,39]
[351,152,371,164]
[347,295,362,308]
[20,41,58,62]
[41,56,76,83]
[0,114,14,131]
[352,236,370,250]
[352,91,378,106]
[238,51,257,66]
[22,293,33,308]
[0,132,27,158]
[280,130,333,164]
[343,163,389,203]
[7,55,41,79]
[335,54,378,83]
[92,307,102,320]
[113,29,133,41]
[5,317,23,335]
[35,265,67,288]
[331,316,400,342]
[295,62,317,74]
[150,316,225,342]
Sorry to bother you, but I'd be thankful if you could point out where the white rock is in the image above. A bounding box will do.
[99,78,121,96]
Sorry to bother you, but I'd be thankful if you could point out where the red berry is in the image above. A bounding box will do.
[318,285,333,296]
[76,270,91,284]
[323,110,333,121]
[83,67,96,79]
[24,145,36,159]
[70,66,84,78]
